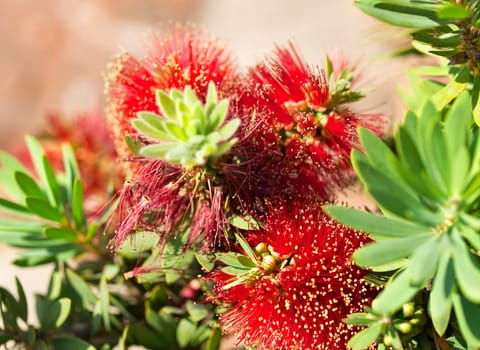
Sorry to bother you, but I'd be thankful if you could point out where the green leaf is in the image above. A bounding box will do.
[14,243,79,266]
[15,277,28,323]
[41,155,62,209]
[445,91,471,156]
[37,296,71,332]
[47,271,63,300]
[452,293,480,348]
[100,276,111,332]
[43,227,78,241]
[139,143,174,160]
[61,144,80,203]
[177,318,197,348]
[65,269,97,309]
[229,214,260,230]
[325,206,431,238]
[186,301,209,322]
[25,197,62,223]
[373,270,423,314]
[218,118,240,140]
[347,322,383,350]
[72,179,86,230]
[0,197,31,215]
[146,306,177,344]
[118,231,159,259]
[352,150,441,225]
[205,327,222,350]
[205,82,218,116]
[14,171,45,199]
[431,67,469,110]
[0,287,20,330]
[407,236,440,286]
[130,324,166,349]
[0,151,30,201]
[234,232,257,262]
[355,0,442,28]
[452,232,480,303]
[156,90,177,118]
[353,233,433,268]
[429,252,455,336]
[343,312,378,326]
[195,253,215,272]
[207,99,229,133]
[436,4,471,20]
[49,336,95,350]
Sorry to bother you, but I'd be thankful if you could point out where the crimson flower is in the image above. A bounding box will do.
[242,43,385,200]
[105,24,239,164]
[209,198,379,349]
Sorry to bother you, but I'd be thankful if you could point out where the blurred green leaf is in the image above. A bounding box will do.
[452,293,480,348]
[14,171,46,199]
[118,231,159,259]
[15,277,28,323]
[0,287,20,330]
[429,252,454,336]
[72,179,86,230]
[347,322,383,350]
[25,197,62,223]
[43,227,78,241]
[99,276,111,332]
[177,318,197,348]
[186,301,209,322]
[0,197,31,215]
[36,296,71,332]
[373,270,422,314]
[436,4,471,20]
[355,0,442,28]
[205,327,222,350]
[65,269,97,309]
[49,336,95,350]
[0,151,30,201]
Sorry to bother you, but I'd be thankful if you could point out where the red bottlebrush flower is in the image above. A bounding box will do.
[108,159,229,251]
[15,109,119,218]
[243,43,385,200]
[104,24,239,165]
[209,198,379,349]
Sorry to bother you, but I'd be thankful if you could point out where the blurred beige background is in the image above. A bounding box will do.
[0,0,410,328]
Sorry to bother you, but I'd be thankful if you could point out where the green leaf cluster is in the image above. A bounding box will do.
[0,277,94,349]
[132,82,240,167]
[327,92,480,348]
[0,137,97,266]
[325,55,365,110]
[345,302,427,350]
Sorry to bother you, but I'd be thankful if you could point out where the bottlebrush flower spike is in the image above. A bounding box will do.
[209,198,379,350]
[105,24,239,164]
[244,43,385,199]
[108,85,243,252]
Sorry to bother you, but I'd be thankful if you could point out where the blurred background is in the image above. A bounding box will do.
[0,0,412,325]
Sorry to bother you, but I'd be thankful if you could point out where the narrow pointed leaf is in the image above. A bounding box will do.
[373,270,422,314]
[429,253,455,336]
[156,90,176,118]
[325,206,431,238]
[452,293,480,348]
[353,233,433,267]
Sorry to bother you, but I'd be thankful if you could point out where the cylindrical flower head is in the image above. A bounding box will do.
[243,43,385,200]
[105,24,239,164]
[209,198,379,349]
